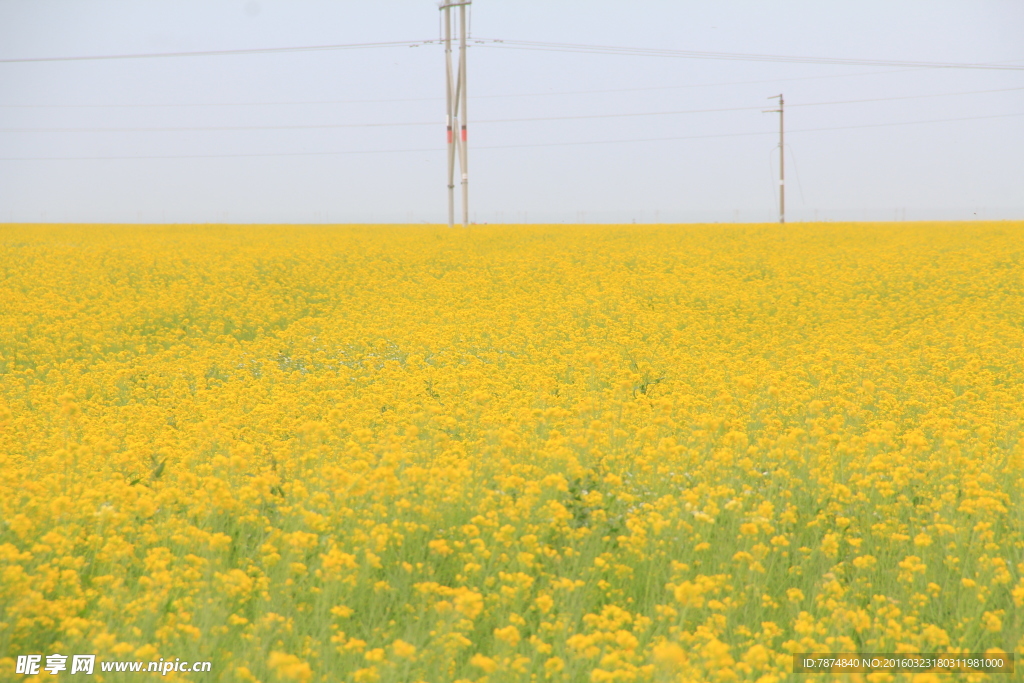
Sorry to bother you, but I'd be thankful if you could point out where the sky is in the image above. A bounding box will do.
[1,0,1022,224]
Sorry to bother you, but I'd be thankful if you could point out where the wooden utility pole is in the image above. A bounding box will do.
[764,94,784,224]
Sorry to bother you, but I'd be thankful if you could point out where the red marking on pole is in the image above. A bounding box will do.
[460,127,467,141]
[446,128,453,144]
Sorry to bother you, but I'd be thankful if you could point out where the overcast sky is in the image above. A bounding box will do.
[1,0,1022,224]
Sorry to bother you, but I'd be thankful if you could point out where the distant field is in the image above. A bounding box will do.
[1,222,1022,681]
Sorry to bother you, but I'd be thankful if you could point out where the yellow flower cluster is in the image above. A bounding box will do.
[0,222,1021,682]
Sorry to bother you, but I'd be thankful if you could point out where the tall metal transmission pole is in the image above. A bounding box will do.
[441,0,470,228]
[764,94,784,224]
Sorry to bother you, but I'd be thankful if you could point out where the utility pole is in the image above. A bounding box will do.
[441,0,470,228]
[764,94,784,224]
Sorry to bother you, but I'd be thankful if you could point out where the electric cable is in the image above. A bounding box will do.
[0,39,436,64]
[0,67,973,109]
[476,39,1024,72]
[4,87,1021,134]
[3,111,1020,161]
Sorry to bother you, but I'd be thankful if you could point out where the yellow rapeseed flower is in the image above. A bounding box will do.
[2,222,1022,679]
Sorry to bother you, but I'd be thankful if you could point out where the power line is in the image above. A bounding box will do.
[0,66,939,109]
[788,86,1024,108]
[0,39,435,64]
[0,105,764,133]
[4,35,1021,72]
[0,121,439,133]
[478,112,1024,150]
[4,87,1022,134]
[477,39,1024,72]
[0,95,443,109]
[3,111,1020,161]
[480,75,1024,103]
[0,65,955,109]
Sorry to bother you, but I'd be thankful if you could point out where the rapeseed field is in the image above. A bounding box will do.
[1,222,1022,682]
